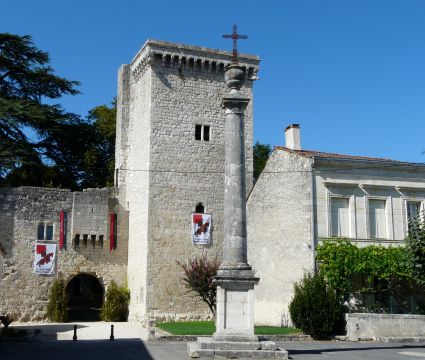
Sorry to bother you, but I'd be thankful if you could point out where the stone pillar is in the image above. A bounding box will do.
[187,64,288,359]
[213,64,259,342]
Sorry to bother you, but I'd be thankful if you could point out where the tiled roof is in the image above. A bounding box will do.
[275,146,419,165]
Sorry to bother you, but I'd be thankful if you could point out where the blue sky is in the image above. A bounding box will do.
[2,0,425,162]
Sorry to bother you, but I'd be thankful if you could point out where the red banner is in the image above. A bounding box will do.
[110,213,116,251]
[59,211,65,250]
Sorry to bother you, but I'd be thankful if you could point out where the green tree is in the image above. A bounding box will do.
[83,100,116,188]
[406,217,425,287]
[0,33,98,189]
[253,141,271,183]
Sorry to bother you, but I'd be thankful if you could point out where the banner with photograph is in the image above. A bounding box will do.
[34,243,57,275]
[192,213,212,245]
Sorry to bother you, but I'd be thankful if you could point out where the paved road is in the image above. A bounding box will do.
[1,339,425,360]
[2,323,424,359]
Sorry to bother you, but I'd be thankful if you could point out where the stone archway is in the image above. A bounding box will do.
[66,273,104,321]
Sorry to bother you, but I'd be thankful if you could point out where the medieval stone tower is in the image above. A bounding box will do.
[115,40,260,322]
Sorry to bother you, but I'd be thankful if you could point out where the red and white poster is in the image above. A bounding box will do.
[34,243,57,275]
[192,213,212,245]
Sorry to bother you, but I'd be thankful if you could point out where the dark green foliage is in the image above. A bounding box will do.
[316,239,410,297]
[46,278,68,322]
[289,272,345,339]
[253,141,271,183]
[100,281,130,322]
[0,33,115,189]
[176,255,220,316]
[84,100,116,188]
[406,217,425,287]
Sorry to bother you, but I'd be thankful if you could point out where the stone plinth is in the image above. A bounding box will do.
[188,337,288,359]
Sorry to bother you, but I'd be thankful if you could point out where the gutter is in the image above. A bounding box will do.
[310,157,317,273]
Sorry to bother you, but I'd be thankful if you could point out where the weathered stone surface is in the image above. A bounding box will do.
[0,186,127,321]
[115,40,260,323]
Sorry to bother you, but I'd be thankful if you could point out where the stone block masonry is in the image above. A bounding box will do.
[0,187,127,321]
[116,39,260,322]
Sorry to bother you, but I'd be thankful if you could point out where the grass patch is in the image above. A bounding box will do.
[156,321,300,336]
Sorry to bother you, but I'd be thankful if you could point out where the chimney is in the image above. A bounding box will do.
[284,124,301,150]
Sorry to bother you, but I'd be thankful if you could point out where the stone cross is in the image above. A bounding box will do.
[222,25,248,64]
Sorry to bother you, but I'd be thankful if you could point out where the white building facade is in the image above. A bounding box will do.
[247,124,425,326]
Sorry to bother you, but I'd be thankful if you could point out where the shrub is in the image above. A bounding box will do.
[176,255,220,316]
[46,278,68,322]
[100,281,130,322]
[289,272,345,339]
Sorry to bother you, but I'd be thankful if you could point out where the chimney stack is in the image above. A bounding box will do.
[284,124,301,150]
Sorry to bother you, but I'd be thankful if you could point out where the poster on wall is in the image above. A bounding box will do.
[34,243,57,275]
[192,213,212,245]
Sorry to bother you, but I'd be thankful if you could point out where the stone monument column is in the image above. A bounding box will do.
[213,64,259,342]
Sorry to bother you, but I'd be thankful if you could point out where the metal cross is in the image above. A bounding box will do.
[222,25,248,64]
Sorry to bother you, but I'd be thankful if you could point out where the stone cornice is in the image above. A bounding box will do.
[130,39,260,82]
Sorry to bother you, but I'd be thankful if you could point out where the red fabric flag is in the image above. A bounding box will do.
[59,211,65,250]
[110,213,116,251]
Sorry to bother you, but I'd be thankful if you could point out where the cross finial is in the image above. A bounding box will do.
[222,24,248,64]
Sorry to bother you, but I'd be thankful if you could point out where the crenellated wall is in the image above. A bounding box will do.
[116,39,260,322]
[0,187,127,321]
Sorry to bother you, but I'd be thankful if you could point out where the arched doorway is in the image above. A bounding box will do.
[66,274,104,321]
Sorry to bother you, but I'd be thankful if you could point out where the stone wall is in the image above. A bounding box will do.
[346,313,425,340]
[120,40,259,322]
[247,149,314,326]
[0,187,127,321]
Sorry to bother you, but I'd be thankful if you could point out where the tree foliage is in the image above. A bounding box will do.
[316,239,410,298]
[289,272,345,339]
[83,101,116,188]
[0,33,116,189]
[253,141,271,183]
[46,278,68,322]
[176,255,220,316]
[100,281,130,322]
[406,217,425,286]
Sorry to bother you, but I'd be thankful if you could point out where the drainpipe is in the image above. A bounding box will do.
[310,157,317,273]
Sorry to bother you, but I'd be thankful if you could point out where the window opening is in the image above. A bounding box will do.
[37,222,54,241]
[195,125,202,140]
[37,223,45,240]
[99,235,104,248]
[91,235,96,248]
[369,199,387,239]
[195,203,205,213]
[195,124,211,142]
[45,223,53,240]
[83,234,88,248]
[74,234,80,249]
[330,197,350,237]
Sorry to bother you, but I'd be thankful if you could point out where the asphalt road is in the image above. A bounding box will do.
[1,339,425,360]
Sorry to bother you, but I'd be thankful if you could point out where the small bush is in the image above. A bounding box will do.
[46,278,68,322]
[289,272,345,339]
[100,281,130,322]
[176,255,220,316]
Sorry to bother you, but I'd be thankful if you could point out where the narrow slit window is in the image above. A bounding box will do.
[99,235,104,248]
[203,126,210,141]
[45,223,53,240]
[74,234,80,249]
[195,124,202,140]
[37,223,45,240]
[83,234,88,248]
[91,235,96,248]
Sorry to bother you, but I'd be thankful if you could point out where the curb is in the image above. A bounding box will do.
[154,333,310,342]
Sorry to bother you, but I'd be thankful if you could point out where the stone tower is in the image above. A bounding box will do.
[115,39,259,322]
